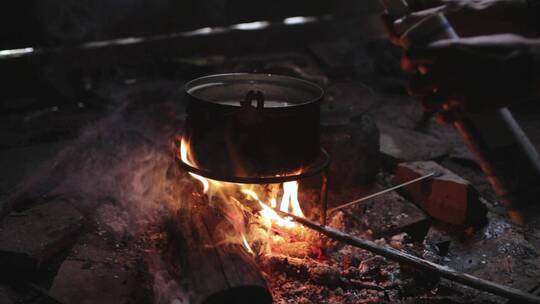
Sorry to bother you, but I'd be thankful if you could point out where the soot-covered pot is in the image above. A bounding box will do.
[183,73,323,178]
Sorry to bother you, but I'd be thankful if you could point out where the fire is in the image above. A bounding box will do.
[179,137,209,193]
[280,181,304,217]
[242,188,297,229]
[179,137,307,252]
[241,234,254,254]
[241,181,305,229]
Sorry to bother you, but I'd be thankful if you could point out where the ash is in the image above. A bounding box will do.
[258,200,467,304]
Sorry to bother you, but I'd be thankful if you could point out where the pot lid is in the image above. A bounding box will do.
[185,73,324,108]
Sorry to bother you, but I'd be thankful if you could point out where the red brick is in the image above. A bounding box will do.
[396,161,486,226]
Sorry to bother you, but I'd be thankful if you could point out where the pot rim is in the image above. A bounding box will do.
[184,73,324,108]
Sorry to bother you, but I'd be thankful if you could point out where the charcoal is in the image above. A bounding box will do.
[358,256,387,281]
[425,227,452,256]
[262,254,309,279]
[308,264,342,287]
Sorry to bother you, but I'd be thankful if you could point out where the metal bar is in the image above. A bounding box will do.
[320,168,329,226]
[177,148,331,184]
[328,172,436,213]
[279,211,540,304]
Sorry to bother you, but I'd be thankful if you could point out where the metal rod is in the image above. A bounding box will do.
[320,168,329,226]
[328,172,435,213]
[177,148,331,184]
[279,211,540,304]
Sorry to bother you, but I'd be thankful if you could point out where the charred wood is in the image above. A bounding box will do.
[166,196,272,304]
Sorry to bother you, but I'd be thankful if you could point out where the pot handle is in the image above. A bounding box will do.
[241,90,265,112]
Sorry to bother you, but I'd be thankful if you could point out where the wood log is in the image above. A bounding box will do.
[166,197,272,304]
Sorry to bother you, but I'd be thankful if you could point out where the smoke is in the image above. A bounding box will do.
[34,96,191,302]
[4,82,312,302]
[147,253,190,304]
[49,101,184,234]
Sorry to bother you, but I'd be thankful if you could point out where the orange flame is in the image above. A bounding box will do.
[179,137,306,253]
[241,234,254,254]
[180,137,209,193]
[280,181,304,217]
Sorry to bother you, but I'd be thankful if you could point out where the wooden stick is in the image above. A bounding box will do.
[279,211,540,304]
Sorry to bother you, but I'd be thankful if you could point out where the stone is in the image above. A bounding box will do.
[424,118,477,164]
[0,199,83,276]
[310,40,374,76]
[425,227,452,256]
[444,213,540,296]
[396,161,487,226]
[320,114,380,190]
[0,106,97,149]
[0,286,13,304]
[50,260,136,304]
[50,232,141,304]
[0,141,68,194]
[378,123,451,162]
[371,95,424,130]
[323,82,377,115]
[320,82,380,190]
[344,190,430,241]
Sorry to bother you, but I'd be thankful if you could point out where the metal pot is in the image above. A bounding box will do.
[183,73,323,178]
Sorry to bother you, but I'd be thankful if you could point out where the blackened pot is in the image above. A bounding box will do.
[183,73,323,178]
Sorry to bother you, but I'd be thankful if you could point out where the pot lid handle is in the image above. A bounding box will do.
[241,90,265,112]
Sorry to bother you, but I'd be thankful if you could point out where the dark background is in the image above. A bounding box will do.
[0,0,380,48]
[0,0,383,111]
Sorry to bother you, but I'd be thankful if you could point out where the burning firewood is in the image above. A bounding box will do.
[165,194,272,304]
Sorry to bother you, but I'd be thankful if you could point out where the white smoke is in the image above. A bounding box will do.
[41,99,191,303]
